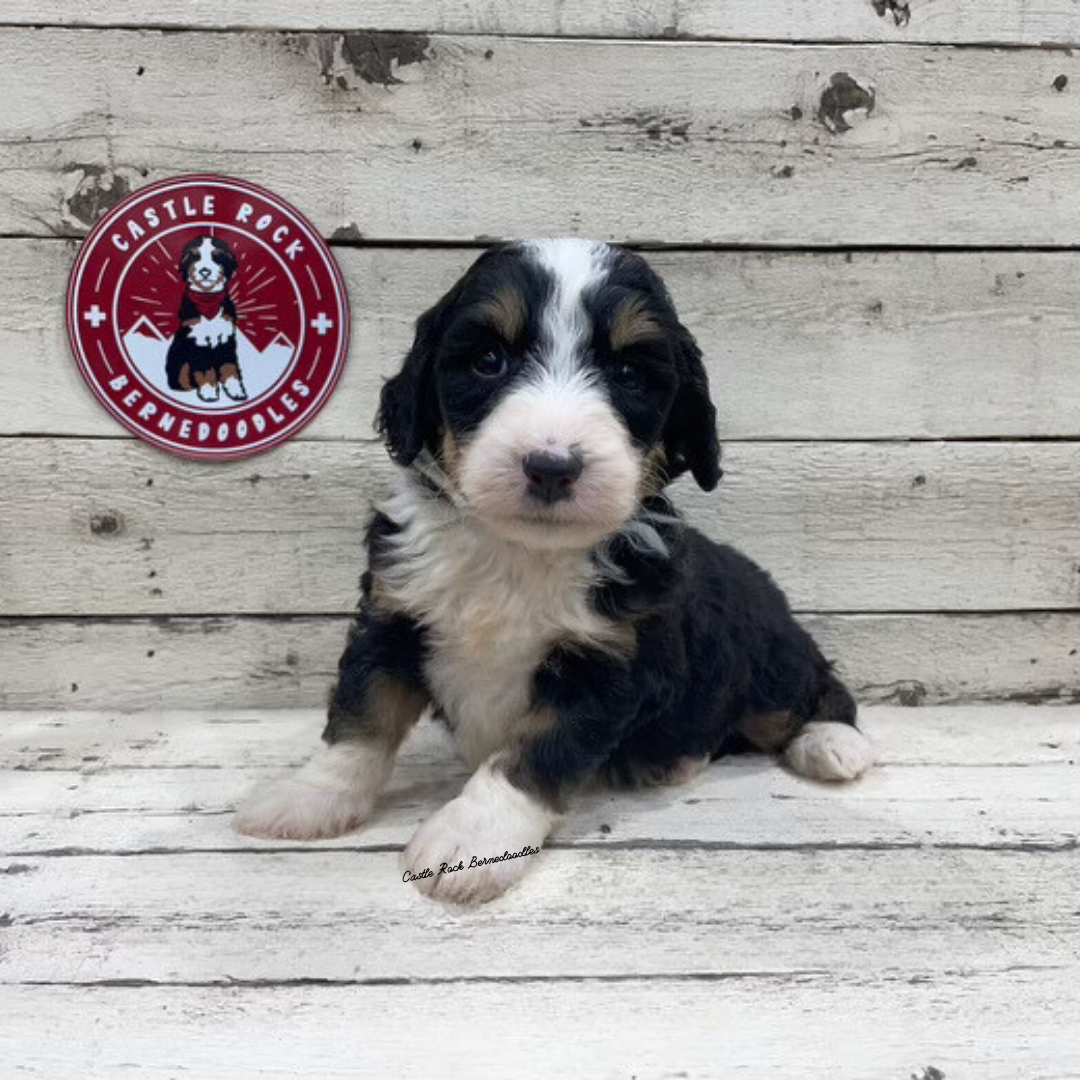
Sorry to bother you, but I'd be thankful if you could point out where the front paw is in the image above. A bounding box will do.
[235,776,375,840]
[235,742,393,841]
[402,763,554,904]
[196,381,220,402]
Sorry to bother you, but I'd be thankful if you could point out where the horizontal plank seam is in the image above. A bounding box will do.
[5,964,1065,991]
[1,24,1079,53]
[6,433,1080,447]
[21,232,1080,255]
[4,839,1077,857]
[5,609,1080,622]
[11,758,1071,773]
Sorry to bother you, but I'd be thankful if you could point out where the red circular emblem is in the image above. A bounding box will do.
[66,175,350,459]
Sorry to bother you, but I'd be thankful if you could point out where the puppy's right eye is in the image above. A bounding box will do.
[472,353,508,379]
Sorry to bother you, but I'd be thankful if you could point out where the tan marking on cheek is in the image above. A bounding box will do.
[440,429,462,484]
[610,296,661,352]
[638,446,669,498]
[475,285,526,343]
[178,363,192,390]
[194,369,217,387]
[739,709,799,752]
[219,362,240,381]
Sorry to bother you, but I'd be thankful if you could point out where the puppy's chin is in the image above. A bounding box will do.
[475,511,625,552]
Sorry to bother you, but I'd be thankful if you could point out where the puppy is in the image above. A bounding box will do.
[236,239,876,903]
[165,236,247,402]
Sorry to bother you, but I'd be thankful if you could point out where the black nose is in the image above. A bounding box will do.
[522,451,584,504]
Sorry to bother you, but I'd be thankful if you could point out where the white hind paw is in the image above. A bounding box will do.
[784,722,877,783]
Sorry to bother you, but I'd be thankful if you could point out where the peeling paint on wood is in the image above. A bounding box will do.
[62,165,134,230]
[308,31,432,89]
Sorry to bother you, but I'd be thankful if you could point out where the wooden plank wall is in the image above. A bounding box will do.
[1,2,1079,708]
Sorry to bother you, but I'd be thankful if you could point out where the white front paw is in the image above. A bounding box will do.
[402,762,555,904]
[235,742,393,840]
[222,376,247,401]
[196,381,219,402]
[235,776,374,840]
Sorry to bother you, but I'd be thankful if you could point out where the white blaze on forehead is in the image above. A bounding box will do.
[194,238,217,269]
[525,238,613,380]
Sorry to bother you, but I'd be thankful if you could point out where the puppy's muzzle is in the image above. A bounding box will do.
[522,450,583,504]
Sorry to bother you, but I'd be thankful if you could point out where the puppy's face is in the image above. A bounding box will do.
[180,236,237,294]
[379,240,721,549]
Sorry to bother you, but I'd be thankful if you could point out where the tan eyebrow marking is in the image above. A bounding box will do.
[609,295,661,351]
[474,284,527,343]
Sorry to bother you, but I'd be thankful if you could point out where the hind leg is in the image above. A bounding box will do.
[741,674,876,783]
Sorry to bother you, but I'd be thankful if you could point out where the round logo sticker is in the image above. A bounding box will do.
[66,175,350,459]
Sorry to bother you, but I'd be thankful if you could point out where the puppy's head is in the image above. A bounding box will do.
[180,236,237,294]
[378,239,721,549]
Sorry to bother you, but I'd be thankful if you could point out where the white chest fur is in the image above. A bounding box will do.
[376,478,617,767]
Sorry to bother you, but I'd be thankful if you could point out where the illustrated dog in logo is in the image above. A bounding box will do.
[165,236,247,402]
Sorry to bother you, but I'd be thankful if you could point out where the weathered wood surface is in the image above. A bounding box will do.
[5,31,1080,245]
[3,437,1079,616]
[5,973,1077,1080]
[8,0,1080,48]
[1,706,1078,1078]
[2,707,1078,854]
[13,240,1080,440]
[3,612,1078,710]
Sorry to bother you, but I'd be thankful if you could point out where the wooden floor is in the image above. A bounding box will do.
[0,706,1076,1078]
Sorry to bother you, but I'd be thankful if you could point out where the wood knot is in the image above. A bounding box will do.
[89,512,124,537]
[817,73,875,134]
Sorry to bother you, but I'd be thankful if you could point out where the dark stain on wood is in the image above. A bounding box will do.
[64,165,132,230]
[1054,74,1069,92]
[89,513,124,538]
[817,73,875,134]
[578,111,691,145]
[330,223,365,242]
[872,0,911,27]
[1,864,37,875]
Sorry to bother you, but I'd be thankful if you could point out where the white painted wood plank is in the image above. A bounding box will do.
[8,1,1080,48]
[2,846,1077,982]
[13,241,1080,440]
[3,754,1077,855]
[2,612,1078,710]
[3,438,1078,615]
[4,973,1077,1080]
[6,704,1076,771]
[2,707,1077,855]
[5,32,1080,244]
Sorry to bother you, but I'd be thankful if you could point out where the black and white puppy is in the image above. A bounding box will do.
[165,236,246,402]
[236,239,876,903]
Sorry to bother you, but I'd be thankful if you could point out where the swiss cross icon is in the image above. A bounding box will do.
[66,175,351,460]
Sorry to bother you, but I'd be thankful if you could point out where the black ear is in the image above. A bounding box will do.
[375,278,465,465]
[663,325,722,491]
[214,239,238,279]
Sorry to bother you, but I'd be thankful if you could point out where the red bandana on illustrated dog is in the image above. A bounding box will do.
[66,174,350,460]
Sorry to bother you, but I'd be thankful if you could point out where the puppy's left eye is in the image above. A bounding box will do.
[611,361,643,391]
[472,353,508,379]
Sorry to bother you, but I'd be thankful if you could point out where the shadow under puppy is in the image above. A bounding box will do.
[236,239,876,903]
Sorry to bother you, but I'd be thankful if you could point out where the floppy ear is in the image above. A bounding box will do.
[375,279,464,465]
[662,325,722,491]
